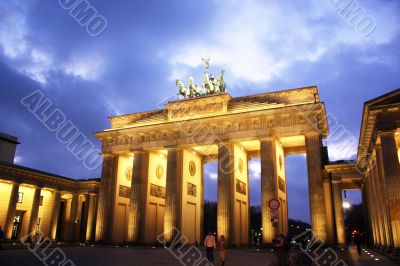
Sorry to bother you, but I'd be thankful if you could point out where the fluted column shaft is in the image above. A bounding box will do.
[305,133,328,242]
[372,164,385,246]
[68,194,78,242]
[95,155,119,242]
[164,149,183,242]
[85,194,97,242]
[128,151,149,242]
[200,161,205,243]
[260,139,278,244]
[366,172,378,245]
[372,161,386,246]
[217,143,234,244]
[380,132,400,248]
[28,186,42,236]
[375,145,394,249]
[332,181,345,245]
[5,182,20,239]
[50,190,61,240]
[361,185,373,246]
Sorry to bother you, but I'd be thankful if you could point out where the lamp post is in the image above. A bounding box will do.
[343,190,351,209]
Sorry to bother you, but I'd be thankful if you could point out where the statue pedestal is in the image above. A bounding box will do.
[165,93,232,121]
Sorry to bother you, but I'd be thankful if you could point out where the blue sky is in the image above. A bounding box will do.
[0,0,399,222]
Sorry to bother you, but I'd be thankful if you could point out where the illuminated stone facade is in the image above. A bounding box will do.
[325,89,400,255]
[2,87,398,250]
[0,133,100,242]
[95,86,334,246]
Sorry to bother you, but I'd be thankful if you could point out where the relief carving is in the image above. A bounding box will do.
[187,182,197,197]
[236,179,247,196]
[150,184,165,199]
[102,111,315,148]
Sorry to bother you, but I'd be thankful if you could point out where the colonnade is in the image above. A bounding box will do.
[1,181,97,243]
[95,132,334,246]
[364,131,400,253]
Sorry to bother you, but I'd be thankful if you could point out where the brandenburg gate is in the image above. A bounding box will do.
[0,61,398,253]
[94,73,333,245]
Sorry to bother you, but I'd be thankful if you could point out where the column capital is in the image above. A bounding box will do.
[31,183,44,189]
[259,136,276,143]
[165,146,181,151]
[102,153,117,158]
[377,130,397,138]
[331,176,342,184]
[130,150,148,156]
[10,180,21,186]
[217,142,233,149]
[372,143,382,151]
[304,132,322,138]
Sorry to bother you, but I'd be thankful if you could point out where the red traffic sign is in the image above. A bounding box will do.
[268,199,280,210]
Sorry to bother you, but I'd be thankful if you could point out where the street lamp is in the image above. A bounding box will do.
[343,190,351,209]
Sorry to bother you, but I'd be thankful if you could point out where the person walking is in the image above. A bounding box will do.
[218,235,226,266]
[0,226,4,251]
[354,232,363,255]
[274,234,289,266]
[204,231,216,262]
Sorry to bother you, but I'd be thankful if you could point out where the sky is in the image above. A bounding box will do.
[0,0,399,223]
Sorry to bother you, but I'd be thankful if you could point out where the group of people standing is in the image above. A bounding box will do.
[203,232,314,266]
[204,231,226,265]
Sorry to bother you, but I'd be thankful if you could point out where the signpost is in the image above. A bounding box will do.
[268,199,280,239]
[268,199,280,210]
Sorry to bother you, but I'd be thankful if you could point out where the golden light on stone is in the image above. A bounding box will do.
[1,85,398,250]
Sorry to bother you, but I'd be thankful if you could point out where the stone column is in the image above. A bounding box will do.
[49,190,61,240]
[85,194,97,242]
[260,138,278,244]
[372,159,386,247]
[370,163,383,247]
[95,154,119,242]
[68,193,78,242]
[379,131,400,249]
[200,160,205,242]
[332,179,345,246]
[164,149,183,242]
[305,133,328,242]
[366,171,378,246]
[128,151,149,243]
[27,186,42,236]
[4,182,20,239]
[217,143,234,245]
[77,194,90,242]
[375,145,394,250]
[323,176,335,245]
[361,184,373,247]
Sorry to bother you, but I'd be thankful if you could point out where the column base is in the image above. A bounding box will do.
[336,243,347,248]
[378,245,386,253]
[384,246,394,255]
[389,248,400,259]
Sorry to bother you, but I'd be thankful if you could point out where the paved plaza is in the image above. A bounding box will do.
[0,246,276,266]
[1,244,400,266]
[348,246,399,266]
[1,244,399,266]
